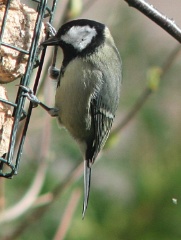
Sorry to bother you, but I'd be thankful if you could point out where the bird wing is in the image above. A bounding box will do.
[82,55,121,217]
[82,95,115,218]
[90,96,114,161]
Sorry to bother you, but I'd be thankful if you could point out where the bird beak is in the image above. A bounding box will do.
[41,36,60,46]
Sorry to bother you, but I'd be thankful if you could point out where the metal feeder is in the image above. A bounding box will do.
[0,0,57,178]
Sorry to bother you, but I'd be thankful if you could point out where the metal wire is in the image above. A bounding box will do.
[0,0,58,178]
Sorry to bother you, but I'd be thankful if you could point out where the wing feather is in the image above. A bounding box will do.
[89,97,114,162]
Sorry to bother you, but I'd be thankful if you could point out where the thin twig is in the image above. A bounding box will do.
[0,115,51,223]
[0,162,47,224]
[112,88,152,134]
[124,0,181,43]
[1,163,83,240]
[2,1,181,238]
[112,44,181,134]
[53,189,81,240]
[0,80,53,224]
[161,44,181,75]
[33,193,53,207]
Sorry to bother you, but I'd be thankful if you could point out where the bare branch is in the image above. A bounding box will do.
[112,44,181,135]
[0,96,52,223]
[3,40,181,238]
[124,0,181,43]
[1,162,83,240]
[0,162,47,223]
[2,1,181,238]
[53,189,81,240]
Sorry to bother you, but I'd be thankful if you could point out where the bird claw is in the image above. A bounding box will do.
[19,85,59,117]
[45,22,57,37]
[19,85,40,108]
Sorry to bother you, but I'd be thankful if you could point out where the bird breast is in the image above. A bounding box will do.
[55,58,103,141]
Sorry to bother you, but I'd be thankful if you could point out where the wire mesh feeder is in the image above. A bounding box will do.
[0,0,57,178]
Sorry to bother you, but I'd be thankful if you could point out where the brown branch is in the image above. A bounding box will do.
[53,189,81,240]
[1,162,83,240]
[2,1,181,237]
[112,44,181,135]
[0,161,47,224]
[124,0,181,43]
[3,33,181,240]
[0,83,53,224]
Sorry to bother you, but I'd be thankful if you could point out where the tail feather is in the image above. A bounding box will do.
[82,160,91,219]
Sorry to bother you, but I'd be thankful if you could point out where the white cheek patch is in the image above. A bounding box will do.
[61,25,97,51]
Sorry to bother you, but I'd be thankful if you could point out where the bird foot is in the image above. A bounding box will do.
[19,85,40,108]
[19,85,59,117]
[45,22,57,37]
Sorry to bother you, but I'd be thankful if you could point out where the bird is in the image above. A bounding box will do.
[24,19,122,218]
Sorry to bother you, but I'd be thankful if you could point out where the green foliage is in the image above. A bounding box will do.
[147,67,162,91]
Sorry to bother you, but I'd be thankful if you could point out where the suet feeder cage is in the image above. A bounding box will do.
[0,0,57,178]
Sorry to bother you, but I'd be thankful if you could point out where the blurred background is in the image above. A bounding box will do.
[1,0,181,239]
